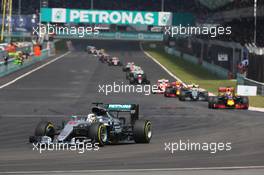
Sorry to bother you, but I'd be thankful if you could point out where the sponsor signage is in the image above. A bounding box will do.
[218,53,228,61]
[54,32,164,41]
[41,8,172,26]
[0,15,38,32]
[108,104,132,110]
[237,85,257,96]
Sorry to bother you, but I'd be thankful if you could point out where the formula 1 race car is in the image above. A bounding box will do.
[152,79,170,94]
[99,53,110,63]
[86,45,96,54]
[125,65,142,79]
[208,87,249,109]
[108,57,122,66]
[29,103,152,146]
[127,69,150,85]
[179,84,209,101]
[164,81,184,97]
[87,46,105,57]
[97,49,105,57]
[123,62,135,72]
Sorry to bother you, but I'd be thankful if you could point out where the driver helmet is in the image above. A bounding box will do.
[188,84,199,90]
[226,88,232,96]
[87,113,96,123]
[175,81,181,86]
[71,115,78,121]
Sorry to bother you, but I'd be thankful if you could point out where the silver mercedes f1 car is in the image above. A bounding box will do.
[29,103,152,146]
[179,84,209,101]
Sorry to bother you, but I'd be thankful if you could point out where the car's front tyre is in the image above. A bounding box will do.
[89,123,108,146]
[179,90,186,101]
[34,121,56,138]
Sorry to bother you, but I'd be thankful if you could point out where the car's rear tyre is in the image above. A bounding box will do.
[179,91,186,101]
[129,77,135,84]
[211,97,219,109]
[241,96,249,109]
[133,120,152,143]
[89,123,108,146]
[126,72,130,79]
[203,92,209,101]
[164,88,172,97]
[241,96,249,104]
[208,97,213,108]
[35,121,55,138]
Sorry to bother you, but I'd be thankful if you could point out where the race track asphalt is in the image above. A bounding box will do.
[0,40,264,174]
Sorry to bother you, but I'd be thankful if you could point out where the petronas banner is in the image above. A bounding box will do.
[41,8,172,26]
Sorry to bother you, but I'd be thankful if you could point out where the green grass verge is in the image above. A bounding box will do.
[249,96,264,108]
[143,44,264,108]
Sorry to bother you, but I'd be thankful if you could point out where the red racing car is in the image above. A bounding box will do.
[152,79,170,94]
[208,87,249,109]
[164,81,184,97]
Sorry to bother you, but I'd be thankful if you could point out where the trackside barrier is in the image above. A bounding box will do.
[0,49,48,77]
[182,53,199,64]
[202,61,228,79]
[172,49,181,57]
[55,32,164,41]
[237,74,264,96]
[0,50,8,60]
[164,46,229,79]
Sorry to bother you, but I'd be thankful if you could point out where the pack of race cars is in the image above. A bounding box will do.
[29,45,154,147]
[86,45,249,110]
[86,45,151,85]
[153,79,249,109]
[86,45,122,66]
[29,44,249,148]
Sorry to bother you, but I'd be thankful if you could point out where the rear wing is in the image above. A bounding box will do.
[92,103,139,122]
[218,87,235,95]
[106,104,138,112]
[106,104,139,123]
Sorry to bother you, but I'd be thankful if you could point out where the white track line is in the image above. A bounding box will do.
[0,51,71,89]
[249,107,264,112]
[2,166,264,174]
